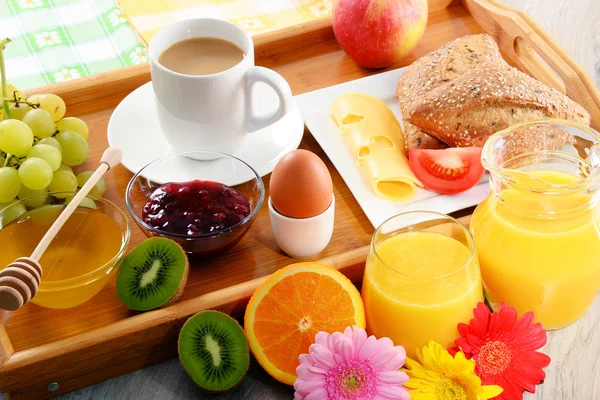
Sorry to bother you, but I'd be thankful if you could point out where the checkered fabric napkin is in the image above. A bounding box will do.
[1,0,332,90]
[117,0,332,43]
[1,0,146,90]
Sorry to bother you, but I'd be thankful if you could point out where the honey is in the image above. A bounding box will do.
[0,205,126,308]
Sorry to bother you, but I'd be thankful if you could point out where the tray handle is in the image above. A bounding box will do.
[463,0,600,131]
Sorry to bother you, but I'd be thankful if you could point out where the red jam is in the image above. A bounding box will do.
[142,180,251,236]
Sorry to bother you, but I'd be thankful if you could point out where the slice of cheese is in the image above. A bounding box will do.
[331,92,422,202]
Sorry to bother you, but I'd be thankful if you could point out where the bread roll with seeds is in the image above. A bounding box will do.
[404,123,448,149]
[396,34,503,150]
[406,61,591,148]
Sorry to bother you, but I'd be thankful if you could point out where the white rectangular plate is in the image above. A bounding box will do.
[294,68,489,228]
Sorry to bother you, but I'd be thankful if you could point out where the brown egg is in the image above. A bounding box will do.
[270,150,333,218]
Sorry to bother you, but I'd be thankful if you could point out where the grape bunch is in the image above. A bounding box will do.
[0,84,105,210]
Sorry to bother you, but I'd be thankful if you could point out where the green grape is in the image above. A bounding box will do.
[76,170,93,186]
[0,84,26,121]
[18,186,49,208]
[22,108,55,139]
[56,117,88,140]
[77,170,106,197]
[8,102,31,120]
[41,94,67,122]
[48,170,78,198]
[56,131,88,166]
[0,199,27,228]
[38,137,62,153]
[19,158,53,190]
[0,119,34,156]
[27,144,62,172]
[28,93,66,122]
[57,164,73,173]
[27,94,42,105]
[6,83,25,101]
[0,167,21,203]
[22,205,64,225]
[64,195,97,210]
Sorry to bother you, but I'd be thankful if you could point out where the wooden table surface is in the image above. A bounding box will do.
[17,0,599,399]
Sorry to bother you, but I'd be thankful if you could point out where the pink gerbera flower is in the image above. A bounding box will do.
[294,326,409,400]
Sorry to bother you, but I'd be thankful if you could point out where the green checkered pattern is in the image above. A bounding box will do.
[1,0,146,90]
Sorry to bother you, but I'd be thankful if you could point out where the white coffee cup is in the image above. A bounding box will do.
[149,18,294,154]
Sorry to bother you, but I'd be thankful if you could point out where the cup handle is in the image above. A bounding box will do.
[244,66,293,132]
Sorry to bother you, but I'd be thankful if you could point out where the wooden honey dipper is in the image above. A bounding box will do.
[0,147,122,311]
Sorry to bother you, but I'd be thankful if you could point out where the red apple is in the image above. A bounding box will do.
[332,0,428,68]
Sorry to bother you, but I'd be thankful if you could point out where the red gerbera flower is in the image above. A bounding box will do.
[450,302,551,400]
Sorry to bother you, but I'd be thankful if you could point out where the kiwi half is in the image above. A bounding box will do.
[116,237,188,311]
[178,310,249,392]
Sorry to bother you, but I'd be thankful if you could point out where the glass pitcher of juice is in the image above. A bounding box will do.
[471,119,600,330]
[362,211,483,358]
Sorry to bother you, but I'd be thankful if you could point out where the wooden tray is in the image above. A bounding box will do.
[1,0,599,398]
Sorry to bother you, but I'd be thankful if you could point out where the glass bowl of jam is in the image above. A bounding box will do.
[125,151,264,257]
[0,192,131,309]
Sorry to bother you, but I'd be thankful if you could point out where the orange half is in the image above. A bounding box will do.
[244,262,366,385]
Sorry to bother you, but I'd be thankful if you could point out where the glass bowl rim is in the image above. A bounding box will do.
[370,210,476,280]
[125,150,265,239]
[0,191,131,289]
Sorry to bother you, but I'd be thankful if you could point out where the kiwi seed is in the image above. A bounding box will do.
[178,310,249,392]
[116,237,189,311]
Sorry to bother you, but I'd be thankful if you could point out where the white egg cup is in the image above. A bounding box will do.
[268,194,335,259]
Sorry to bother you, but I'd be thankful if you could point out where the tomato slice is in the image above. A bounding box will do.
[408,147,485,195]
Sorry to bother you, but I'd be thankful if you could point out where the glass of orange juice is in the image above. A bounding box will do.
[362,211,483,358]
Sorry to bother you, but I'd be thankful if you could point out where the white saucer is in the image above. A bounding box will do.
[107,82,304,178]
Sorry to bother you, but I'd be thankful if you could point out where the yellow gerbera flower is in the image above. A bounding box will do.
[403,341,503,400]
